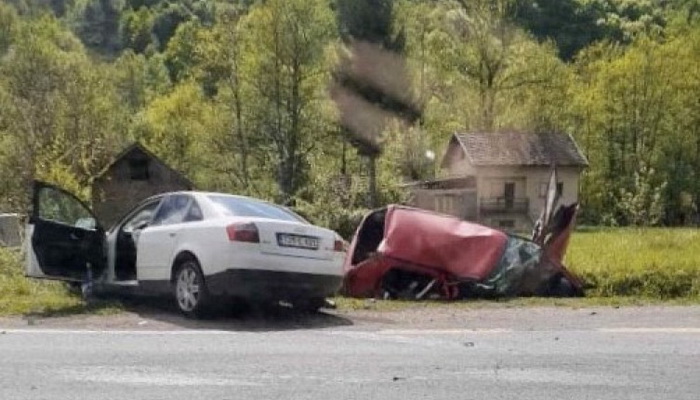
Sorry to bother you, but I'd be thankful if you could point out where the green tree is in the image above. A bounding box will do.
[137,81,215,183]
[239,0,336,204]
[434,0,548,131]
[397,1,566,135]
[112,50,149,111]
[120,6,155,53]
[163,20,203,82]
[0,16,124,207]
[151,2,189,51]
[514,0,609,60]
[197,10,253,191]
[568,30,700,225]
[68,0,123,53]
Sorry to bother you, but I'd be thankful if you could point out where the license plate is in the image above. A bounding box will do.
[277,233,319,250]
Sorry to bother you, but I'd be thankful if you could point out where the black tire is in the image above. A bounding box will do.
[173,258,211,318]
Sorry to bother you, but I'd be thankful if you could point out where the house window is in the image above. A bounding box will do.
[504,182,515,208]
[556,182,564,197]
[129,159,150,181]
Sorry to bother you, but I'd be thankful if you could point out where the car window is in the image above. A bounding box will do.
[183,199,203,222]
[208,195,306,223]
[151,195,191,226]
[122,200,160,233]
[36,185,95,228]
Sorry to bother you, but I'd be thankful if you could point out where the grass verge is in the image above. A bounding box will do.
[0,248,122,317]
[566,228,700,299]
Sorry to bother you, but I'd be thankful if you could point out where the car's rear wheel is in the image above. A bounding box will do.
[173,259,210,318]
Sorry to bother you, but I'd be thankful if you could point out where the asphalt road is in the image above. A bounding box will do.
[1,306,699,400]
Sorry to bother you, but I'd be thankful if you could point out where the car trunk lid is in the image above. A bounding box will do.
[254,220,335,260]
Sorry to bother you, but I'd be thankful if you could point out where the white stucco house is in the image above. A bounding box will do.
[407,131,588,231]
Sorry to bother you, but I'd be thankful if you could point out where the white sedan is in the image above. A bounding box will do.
[25,181,346,317]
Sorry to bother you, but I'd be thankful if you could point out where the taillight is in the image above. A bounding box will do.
[226,222,260,243]
[334,238,346,252]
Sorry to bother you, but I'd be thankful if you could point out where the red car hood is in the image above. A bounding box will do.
[376,206,508,281]
[343,206,508,282]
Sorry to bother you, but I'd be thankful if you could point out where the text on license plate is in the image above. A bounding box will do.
[277,233,319,250]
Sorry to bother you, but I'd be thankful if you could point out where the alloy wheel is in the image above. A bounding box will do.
[176,263,200,312]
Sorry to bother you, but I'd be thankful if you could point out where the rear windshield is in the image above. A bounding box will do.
[208,195,306,223]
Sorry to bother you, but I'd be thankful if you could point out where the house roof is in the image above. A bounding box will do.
[448,131,588,168]
[93,142,194,188]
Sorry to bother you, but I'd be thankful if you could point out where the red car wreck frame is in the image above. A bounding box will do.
[342,196,583,300]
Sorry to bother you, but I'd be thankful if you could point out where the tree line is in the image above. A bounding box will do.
[1,0,699,234]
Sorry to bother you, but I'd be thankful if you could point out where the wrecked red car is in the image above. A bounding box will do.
[342,202,583,300]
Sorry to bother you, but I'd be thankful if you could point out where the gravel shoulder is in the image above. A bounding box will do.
[1,301,699,332]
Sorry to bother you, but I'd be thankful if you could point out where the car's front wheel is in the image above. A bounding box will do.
[173,259,210,318]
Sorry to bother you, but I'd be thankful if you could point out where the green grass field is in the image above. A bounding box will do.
[0,228,698,316]
[565,228,700,299]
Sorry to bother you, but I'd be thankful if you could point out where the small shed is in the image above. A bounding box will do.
[92,143,193,227]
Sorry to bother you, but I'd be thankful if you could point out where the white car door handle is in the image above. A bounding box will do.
[169,233,177,238]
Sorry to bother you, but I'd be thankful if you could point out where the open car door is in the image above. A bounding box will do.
[25,181,105,282]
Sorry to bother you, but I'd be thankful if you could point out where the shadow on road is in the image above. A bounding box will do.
[24,294,354,332]
[124,296,354,332]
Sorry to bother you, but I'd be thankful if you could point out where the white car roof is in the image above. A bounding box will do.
[144,191,262,203]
